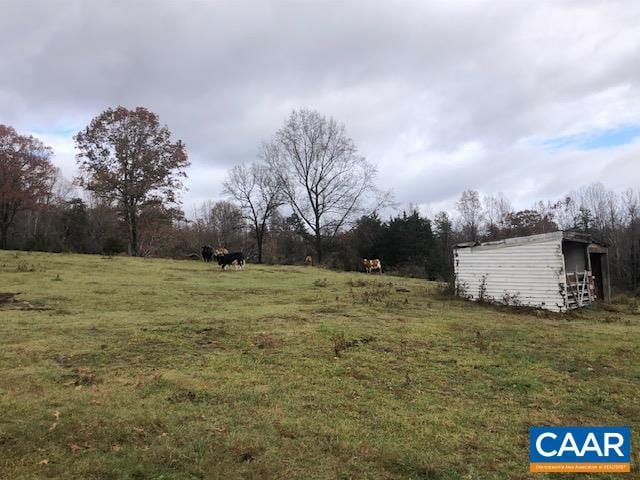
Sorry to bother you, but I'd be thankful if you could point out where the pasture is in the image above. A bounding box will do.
[0,251,638,479]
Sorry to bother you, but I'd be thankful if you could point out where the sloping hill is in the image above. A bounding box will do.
[0,251,638,479]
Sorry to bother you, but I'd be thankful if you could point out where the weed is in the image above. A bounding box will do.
[477,275,488,302]
[234,443,260,463]
[167,389,214,404]
[331,332,346,356]
[598,314,630,325]
[356,284,392,304]
[331,332,374,356]
[15,262,35,272]
[501,291,522,306]
[61,368,99,386]
[475,330,488,353]
[398,338,412,387]
[456,280,468,298]
[254,334,275,349]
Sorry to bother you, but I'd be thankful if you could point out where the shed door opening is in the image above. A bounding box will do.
[589,252,605,301]
[562,240,588,273]
[562,240,594,308]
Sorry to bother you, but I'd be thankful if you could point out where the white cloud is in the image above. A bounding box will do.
[29,132,76,180]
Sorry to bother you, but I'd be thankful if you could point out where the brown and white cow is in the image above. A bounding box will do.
[362,258,382,274]
[305,255,313,266]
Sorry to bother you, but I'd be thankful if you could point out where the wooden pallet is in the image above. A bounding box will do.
[566,271,596,308]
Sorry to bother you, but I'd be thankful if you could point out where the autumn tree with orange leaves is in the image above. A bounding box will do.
[0,125,56,249]
[75,107,189,256]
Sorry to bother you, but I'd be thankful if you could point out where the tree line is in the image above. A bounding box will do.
[1,107,639,291]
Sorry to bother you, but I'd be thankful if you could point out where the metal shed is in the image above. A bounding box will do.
[453,231,610,312]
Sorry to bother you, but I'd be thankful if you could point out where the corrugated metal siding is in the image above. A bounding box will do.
[454,238,566,312]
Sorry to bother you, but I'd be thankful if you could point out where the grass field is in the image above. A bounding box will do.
[0,250,638,479]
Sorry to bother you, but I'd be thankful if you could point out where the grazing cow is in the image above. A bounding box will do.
[201,245,213,263]
[363,258,382,274]
[214,251,245,270]
[305,255,313,266]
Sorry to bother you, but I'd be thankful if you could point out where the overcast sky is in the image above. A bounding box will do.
[2,0,640,216]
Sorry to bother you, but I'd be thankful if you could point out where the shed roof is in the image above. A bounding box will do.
[455,230,604,250]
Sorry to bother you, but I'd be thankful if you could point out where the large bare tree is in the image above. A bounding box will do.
[266,109,378,262]
[75,107,189,256]
[223,161,283,263]
[0,125,56,249]
[456,189,483,242]
[483,192,513,238]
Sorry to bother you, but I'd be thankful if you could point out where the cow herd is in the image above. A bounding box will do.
[201,246,382,274]
[201,245,245,270]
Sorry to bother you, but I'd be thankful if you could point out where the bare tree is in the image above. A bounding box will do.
[622,189,639,224]
[223,161,283,263]
[0,125,56,249]
[209,200,245,248]
[483,192,512,238]
[554,196,579,230]
[456,189,483,241]
[266,109,379,262]
[577,183,611,234]
[74,107,189,256]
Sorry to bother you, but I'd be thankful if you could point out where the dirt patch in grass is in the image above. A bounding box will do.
[0,292,50,311]
[59,367,100,387]
[0,292,19,304]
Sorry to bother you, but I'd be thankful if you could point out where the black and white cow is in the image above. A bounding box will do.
[214,251,245,270]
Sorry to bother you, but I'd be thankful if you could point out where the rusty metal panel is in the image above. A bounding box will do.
[454,236,566,312]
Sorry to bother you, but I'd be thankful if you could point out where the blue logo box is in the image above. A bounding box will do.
[530,426,630,464]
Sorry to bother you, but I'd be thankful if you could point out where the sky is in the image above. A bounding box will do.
[2,0,640,217]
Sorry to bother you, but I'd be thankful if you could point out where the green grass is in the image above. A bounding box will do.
[0,251,638,479]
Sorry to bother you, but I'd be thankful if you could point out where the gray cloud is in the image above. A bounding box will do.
[2,0,640,212]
